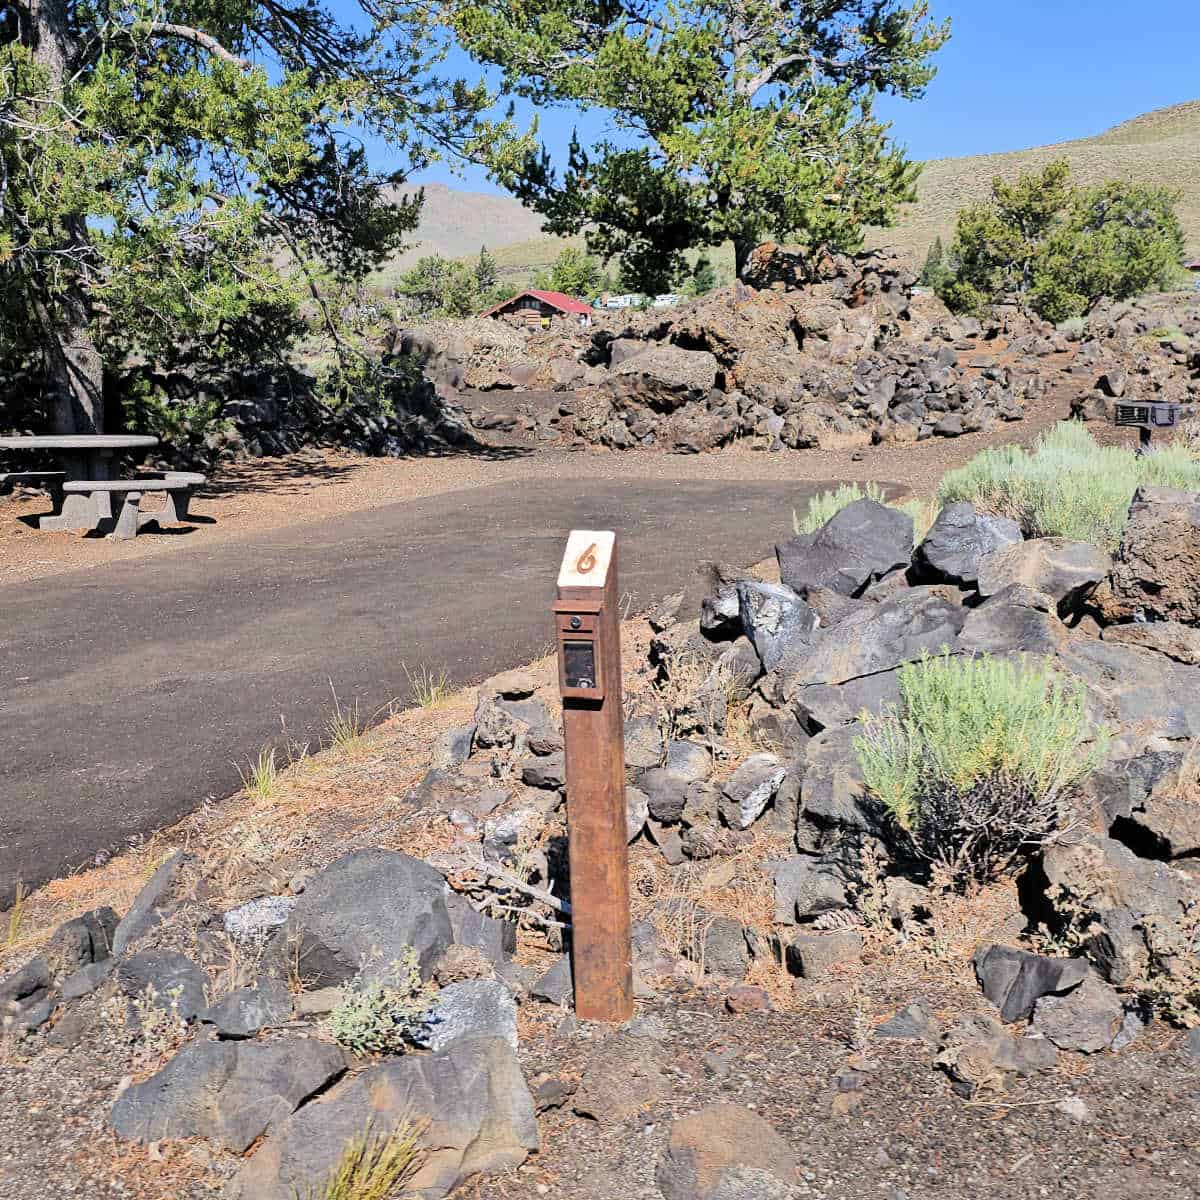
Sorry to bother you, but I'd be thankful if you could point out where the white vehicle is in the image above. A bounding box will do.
[652,293,682,308]
[604,293,642,309]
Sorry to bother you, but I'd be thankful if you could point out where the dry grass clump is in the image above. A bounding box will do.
[302,1118,425,1200]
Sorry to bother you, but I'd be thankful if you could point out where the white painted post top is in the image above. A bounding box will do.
[558,530,615,588]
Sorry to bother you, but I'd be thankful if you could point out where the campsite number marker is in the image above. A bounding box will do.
[553,530,633,1022]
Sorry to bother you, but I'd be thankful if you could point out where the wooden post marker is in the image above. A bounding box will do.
[553,529,633,1022]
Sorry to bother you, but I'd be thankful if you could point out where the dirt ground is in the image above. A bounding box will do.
[0,345,1137,587]
[1,359,1185,1200]
[2,610,1198,1200]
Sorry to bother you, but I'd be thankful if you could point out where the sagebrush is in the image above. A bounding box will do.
[328,949,431,1055]
[855,652,1107,883]
[937,421,1200,550]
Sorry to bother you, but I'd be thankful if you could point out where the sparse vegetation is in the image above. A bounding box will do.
[101,985,189,1070]
[238,747,281,803]
[302,1118,425,1200]
[327,949,431,1055]
[326,688,368,756]
[403,664,453,710]
[937,421,1200,550]
[855,652,1106,884]
[5,883,24,951]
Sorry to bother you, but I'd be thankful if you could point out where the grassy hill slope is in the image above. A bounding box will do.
[872,99,1200,264]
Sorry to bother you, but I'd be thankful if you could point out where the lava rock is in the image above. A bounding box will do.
[772,857,850,924]
[419,979,518,1052]
[656,1103,796,1200]
[110,1038,345,1152]
[270,849,455,986]
[735,581,818,674]
[914,502,1022,586]
[777,499,913,598]
[199,977,293,1039]
[875,998,941,1043]
[117,951,207,1022]
[719,754,786,830]
[1108,486,1200,623]
[785,929,863,980]
[973,945,1089,1023]
[228,1038,537,1200]
[976,538,1110,610]
[112,852,189,955]
[1031,971,1124,1053]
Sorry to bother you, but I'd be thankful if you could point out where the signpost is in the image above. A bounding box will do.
[553,530,633,1022]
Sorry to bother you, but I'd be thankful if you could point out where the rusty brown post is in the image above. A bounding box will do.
[553,530,633,1022]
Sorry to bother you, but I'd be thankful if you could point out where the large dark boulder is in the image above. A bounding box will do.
[976,537,1110,609]
[273,849,456,986]
[1057,640,1200,741]
[914,502,1022,586]
[736,581,817,673]
[780,587,965,693]
[1041,832,1196,987]
[117,951,207,1022]
[973,945,1089,1023]
[776,499,914,598]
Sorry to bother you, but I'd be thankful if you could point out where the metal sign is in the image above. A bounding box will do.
[1112,401,1184,429]
[554,529,633,1022]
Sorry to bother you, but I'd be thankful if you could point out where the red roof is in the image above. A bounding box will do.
[1186,259,1200,271]
[482,289,592,318]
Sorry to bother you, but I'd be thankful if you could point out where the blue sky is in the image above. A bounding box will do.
[365,0,1200,194]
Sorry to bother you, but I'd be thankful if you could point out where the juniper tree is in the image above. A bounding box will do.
[938,161,1184,321]
[447,0,950,283]
[1,0,525,433]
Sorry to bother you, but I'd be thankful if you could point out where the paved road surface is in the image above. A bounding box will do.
[0,476,829,902]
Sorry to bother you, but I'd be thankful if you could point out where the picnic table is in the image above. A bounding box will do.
[0,434,206,538]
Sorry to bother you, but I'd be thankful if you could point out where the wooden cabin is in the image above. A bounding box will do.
[482,289,593,328]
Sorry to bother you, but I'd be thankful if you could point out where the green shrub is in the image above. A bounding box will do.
[937,421,1200,551]
[327,949,431,1055]
[855,653,1107,883]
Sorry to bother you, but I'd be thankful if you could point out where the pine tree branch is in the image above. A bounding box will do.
[143,23,250,69]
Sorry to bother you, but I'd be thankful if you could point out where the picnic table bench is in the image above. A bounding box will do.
[45,472,207,539]
[0,434,207,538]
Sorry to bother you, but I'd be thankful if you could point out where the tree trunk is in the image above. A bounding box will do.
[29,0,105,434]
[33,288,105,435]
[734,238,755,281]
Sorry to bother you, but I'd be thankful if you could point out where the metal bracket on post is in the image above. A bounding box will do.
[554,530,633,1022]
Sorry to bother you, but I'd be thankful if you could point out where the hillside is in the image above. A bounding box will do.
[872,99,1200,264]
[375,100,1200,286]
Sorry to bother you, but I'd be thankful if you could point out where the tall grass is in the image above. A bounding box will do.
[937,421,1200,551]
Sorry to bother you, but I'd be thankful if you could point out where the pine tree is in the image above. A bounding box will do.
[449,0,949,282]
